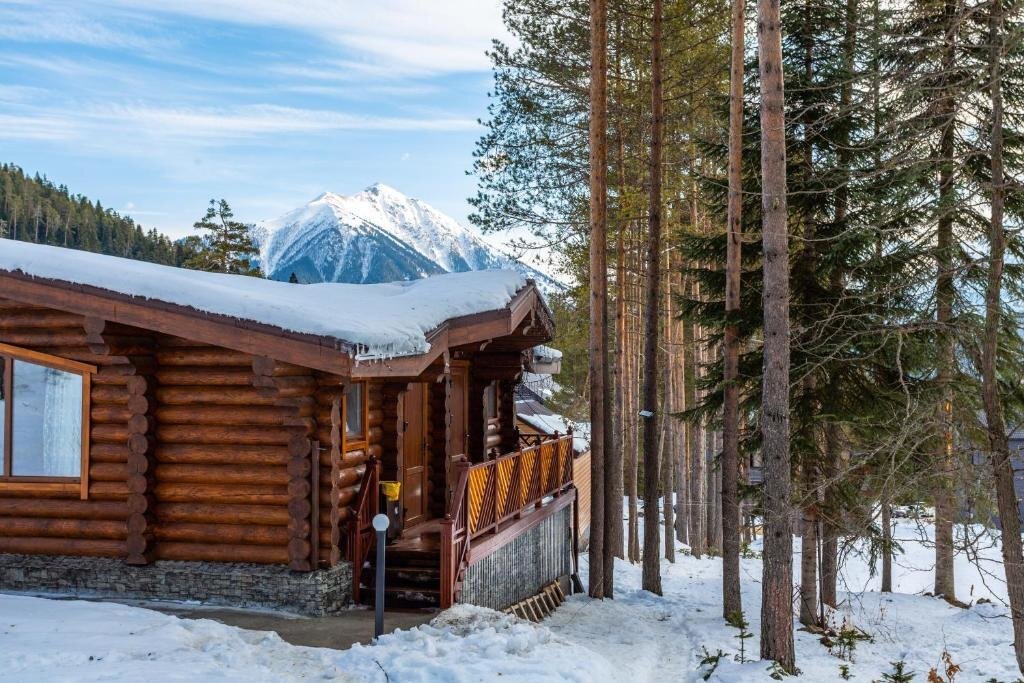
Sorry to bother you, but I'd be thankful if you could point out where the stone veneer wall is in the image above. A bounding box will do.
[460,503,572,610]
[0,554,352,616]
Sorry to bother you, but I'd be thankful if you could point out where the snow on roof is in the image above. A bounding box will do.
[0,239,527,359]
[516,411,589,454]
[531,344,563,361]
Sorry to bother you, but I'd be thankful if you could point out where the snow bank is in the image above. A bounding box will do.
[549,503,1022,682]
[0,239,526,359]
[0,597,605,683]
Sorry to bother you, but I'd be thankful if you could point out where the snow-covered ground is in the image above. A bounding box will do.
[1,511,1019,681]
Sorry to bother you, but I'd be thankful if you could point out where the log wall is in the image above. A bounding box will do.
[0,297,384,570]
[0,300,128,558]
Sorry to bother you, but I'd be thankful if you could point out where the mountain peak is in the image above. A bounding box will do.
[257,185,561,292]
[363,182,406,198]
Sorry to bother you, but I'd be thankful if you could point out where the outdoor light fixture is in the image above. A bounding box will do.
[372,513,390,640]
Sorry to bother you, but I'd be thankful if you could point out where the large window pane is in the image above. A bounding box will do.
[11,360,82,477]
[345,383,364,438]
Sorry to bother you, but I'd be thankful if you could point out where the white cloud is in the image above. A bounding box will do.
[73,0,506,74]
[0,102,479,146]
[96,103,480,138]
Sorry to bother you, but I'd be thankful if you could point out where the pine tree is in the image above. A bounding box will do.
[757,0,796,669]
[184,199,262,276]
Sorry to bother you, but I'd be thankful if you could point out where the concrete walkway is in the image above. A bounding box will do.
[153,604,438,649]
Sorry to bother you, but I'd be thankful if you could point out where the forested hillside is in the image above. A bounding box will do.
[0,163,193,265]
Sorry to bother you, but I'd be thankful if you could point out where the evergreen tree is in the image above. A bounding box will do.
[0,163,189,266]
[184,199,262,276]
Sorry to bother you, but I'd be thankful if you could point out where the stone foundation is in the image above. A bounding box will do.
[0,554,352,615]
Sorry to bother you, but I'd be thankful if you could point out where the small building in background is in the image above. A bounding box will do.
[515,352,592,546]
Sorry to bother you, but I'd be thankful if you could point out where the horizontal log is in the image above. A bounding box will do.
[319,487,356,508]
[155,386,277,406]
[155,405,294,427]
[154,444,289,466]
[0,499,128,520]
[154,542,288,565]
[91,423,130,446]
[318,507,352,527]
[252,357,309,377]
[156,368,256,386]
[154,502,289,526]
[0,517,126,540]
[262,375,317,398]
[91,385,130,405]
[156,348,253,367]
[0,311,83,328]
[0,331,86,347]
[89,481,129,501]
[89,462,128,482]
[0,537,125,557]
[92,404,133,424]
[156,425,293,446]
[153,522,288,546]
[153,483,289,505]
[90,443,130,463]
[154,464,287,486]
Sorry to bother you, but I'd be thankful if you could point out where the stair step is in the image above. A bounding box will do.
[363,566,440,588]
[383,549,440,567]
[360,585,441,609]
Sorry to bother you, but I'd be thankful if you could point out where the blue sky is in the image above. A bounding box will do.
[0,1,506,239]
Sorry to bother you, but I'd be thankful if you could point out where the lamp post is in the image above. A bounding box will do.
[372,513,389,640]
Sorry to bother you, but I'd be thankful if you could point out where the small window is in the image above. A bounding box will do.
[345,382,365,439]
[483,381,497,421]
[1,349,90,480]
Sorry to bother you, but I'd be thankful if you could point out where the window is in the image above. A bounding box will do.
[0,345,93,485]
[483,381,498,421]
[345,382,365,439]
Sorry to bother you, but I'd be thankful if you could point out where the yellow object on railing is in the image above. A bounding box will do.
[380,481,402,501]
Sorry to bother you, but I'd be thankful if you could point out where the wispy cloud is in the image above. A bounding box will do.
[0,3,174,52]
[0,102,479,147]
[81,0,505,74]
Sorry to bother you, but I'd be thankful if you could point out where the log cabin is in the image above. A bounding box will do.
[0,239,577,614]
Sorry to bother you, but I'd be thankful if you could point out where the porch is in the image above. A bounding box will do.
[348,433,577,610]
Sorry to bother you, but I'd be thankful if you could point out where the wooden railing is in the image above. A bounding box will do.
[467,433,574,539]
[346,456,380,600]
[440,457,470,609]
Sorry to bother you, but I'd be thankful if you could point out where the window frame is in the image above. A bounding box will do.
[343,381,368,445]
[483,381,498,422]
[0,342,95,500]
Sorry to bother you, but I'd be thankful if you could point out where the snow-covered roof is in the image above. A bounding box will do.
[0,239,528,359]
[531,345,563,362]
[516,411,589,454]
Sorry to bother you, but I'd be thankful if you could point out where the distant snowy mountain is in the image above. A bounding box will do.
[254,184,561,292]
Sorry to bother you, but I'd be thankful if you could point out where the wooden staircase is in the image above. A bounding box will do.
[359,528,443,610]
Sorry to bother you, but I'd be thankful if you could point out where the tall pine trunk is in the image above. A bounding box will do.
[587,0,608,599]
[757,0,796,669]
[799,460,819,627]
[662,242,676,563]
[820,423,840,607]
[982,2,1024,671]
[881,496,893,592]
[721,0,745,619]
[641,0,664,595]
[932,0,957,606]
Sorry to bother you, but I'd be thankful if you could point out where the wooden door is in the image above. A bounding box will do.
[401,383,429,528]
